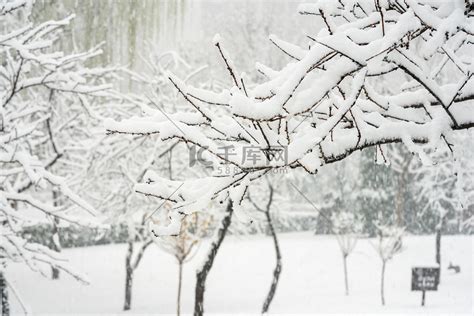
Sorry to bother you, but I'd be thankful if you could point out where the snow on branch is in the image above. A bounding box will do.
[1,3,115,281]
[106,0,474,235]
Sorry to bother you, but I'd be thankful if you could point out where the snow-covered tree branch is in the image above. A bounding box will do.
[105,0,474,237]
[1,1,117,305]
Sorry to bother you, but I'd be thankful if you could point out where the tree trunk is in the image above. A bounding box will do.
[394,157,412,228]
[51,266,60,280]
[51,218,61,279]
[123,241,134,311]
[435,228,441,265]
[380,261,386,306]
[435,215,446,284]
[0,272,9,316]
[435,227,442,284]
[123,238,152,311]
[262,210,282,314]
[177,261,183,316]
[395,178,405,227]
[51,191,61,279]
[343,254,349,296]
[194,200,234,316]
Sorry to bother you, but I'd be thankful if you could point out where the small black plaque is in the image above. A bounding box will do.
[411,267,440,291]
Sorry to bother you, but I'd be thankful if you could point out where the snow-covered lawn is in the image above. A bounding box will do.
[7,233,473,315]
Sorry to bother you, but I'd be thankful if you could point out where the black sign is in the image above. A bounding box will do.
[411,267,440,291]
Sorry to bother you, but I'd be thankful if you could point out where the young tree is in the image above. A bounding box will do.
[105,1,473,314]
[93,50,211,311]
[123,217,153,311]
[80,132,165,311]
[154,211,210,316]
[372,223,404,306]
[81,95,182,311]
[315,158,362,295]
[332,211,362,296]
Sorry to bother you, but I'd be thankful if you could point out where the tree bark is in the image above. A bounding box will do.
[194,200,234,316]
[435,228,442,284]
[343,254,349,296]
[123,237,152,311]
[435,228,441,265]
[51,265,60,280]
[51,218,61,279]
[0,271,9,316]
[51,191,61,280]
[381,261,386,306]
[262,210,282,314]
[435,214,446,284]
[123,241,134,311]
[177,261,183,316]
[395,177,405,227]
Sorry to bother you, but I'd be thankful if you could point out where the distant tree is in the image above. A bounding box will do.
[412,133,474,281]
[416,151,455,280]
[332,211,362,296]
[154,211,211,316]
[372,224,404,306]
[93,49,216,312]
[84,51,190,311]
[386,145,416,228]
[356,148,396,236]
[83,135,174,312]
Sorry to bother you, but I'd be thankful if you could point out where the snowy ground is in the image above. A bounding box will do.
[7,233,473,315]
